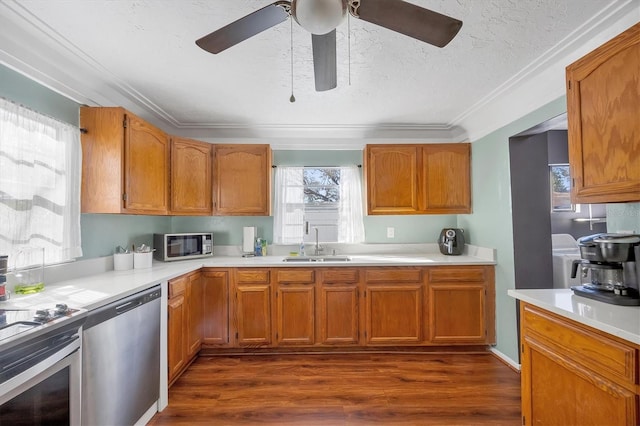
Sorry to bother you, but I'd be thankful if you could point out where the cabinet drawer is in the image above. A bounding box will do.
[277,269,315,283]
[428,267,486,282]
[169,277,186,298]
[236,269,270,283]
[365,268,422,283]
[321,269,359,284]
[523,304,637,386]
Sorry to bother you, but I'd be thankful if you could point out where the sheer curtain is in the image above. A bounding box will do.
[338,166,365,243]
[273,167,305,244]
[0,97,82,266]
[273,165,365,245]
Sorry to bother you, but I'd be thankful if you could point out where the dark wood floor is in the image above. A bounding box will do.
[150,352,521,425]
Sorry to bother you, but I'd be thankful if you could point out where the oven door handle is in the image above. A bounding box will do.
[1,333,79,378]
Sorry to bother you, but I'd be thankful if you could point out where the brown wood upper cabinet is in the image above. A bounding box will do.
[213,144,272,216]
[170,137,212,215]
[566,22,640,203]
[364,143,471,215]
[80,107,169,214]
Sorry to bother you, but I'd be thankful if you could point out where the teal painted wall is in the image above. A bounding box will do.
[81,214,171,258]
[457,96,568,362]
[0,64,79,126]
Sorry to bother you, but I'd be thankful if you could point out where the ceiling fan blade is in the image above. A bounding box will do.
[196,2,290,54]
[312,30,337,91]
[356,0,463,48]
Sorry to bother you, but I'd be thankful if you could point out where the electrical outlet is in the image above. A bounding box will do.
[387,227,395,238]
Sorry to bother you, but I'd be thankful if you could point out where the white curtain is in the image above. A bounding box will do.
[0,97,82,267]
[338,166,365,243]
[273,166,365,245]
[273,167,305,244]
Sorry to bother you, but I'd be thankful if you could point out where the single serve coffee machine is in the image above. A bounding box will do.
[571,233,640,306]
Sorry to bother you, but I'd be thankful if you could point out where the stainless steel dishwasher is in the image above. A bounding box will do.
[82,285,161,426]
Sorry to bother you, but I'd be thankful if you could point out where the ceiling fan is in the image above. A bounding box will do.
[196,0,463,92]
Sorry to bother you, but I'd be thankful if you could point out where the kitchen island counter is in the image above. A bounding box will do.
[508,288,640,345]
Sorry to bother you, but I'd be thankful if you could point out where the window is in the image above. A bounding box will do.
[273,166,365,244]
[0,97,82,267]
[549,164,575,212]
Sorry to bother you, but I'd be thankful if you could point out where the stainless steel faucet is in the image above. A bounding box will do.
[314,227,323,256]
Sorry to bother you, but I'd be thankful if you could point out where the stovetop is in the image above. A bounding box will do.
[0,304,85,345]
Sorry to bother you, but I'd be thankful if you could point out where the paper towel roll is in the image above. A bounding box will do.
[243,227,256,253]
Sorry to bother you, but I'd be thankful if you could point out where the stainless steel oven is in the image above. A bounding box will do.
[0,306,86,425]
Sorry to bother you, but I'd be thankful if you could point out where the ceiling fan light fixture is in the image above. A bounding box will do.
[292,0,347,35]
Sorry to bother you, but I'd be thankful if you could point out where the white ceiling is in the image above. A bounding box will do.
[0,0,637,146]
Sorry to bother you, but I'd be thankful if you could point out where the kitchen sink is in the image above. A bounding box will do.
[283,255,351,262]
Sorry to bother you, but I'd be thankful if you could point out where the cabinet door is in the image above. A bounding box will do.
[318,269,360,345]
[213,144,272,215]
[522,339,637,425]
[167,295,186,384]
[428,283,486,343]
[186,272,203,358]
[566,22,640,203]
[235,284,272,346]
[79,107,125,213]
[365,145,420,214]
[275,284,315,345]
[170,138,212,215]
[365,285,422,344]
[124,113,169,214]
[421,144,471,213]
[318,284,359,345]
[202,270,230,346]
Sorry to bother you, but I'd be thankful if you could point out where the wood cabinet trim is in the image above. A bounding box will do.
[276,269,315,284]
[522,304,637,387]
[364,268,422,283]
[236,269,271,283]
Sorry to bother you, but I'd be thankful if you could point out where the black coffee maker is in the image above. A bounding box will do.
[571,233,640,306]
[438,228,465,255]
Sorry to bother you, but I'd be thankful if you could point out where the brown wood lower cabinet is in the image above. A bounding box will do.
[318,269,360,345]
[186,271,203,358]
[202,270,230,346]
[427,266,496,344]
[234,269,272,347]
[170,265,495,383]
[520,303,639,425]
[167,275,187,385]
[275,269,315,345]
[167,265,495,383]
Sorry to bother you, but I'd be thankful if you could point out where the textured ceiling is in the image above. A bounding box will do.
[0,0,632,142]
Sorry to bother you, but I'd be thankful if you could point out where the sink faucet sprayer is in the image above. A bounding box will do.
[314,227,323,256]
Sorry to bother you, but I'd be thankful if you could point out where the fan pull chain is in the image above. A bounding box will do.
[289,17,296,103]
[348,13,351,86]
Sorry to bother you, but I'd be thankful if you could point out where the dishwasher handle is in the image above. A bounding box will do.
[115,299,143,315]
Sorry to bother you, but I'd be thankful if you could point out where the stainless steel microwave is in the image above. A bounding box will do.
[153,233,213,261]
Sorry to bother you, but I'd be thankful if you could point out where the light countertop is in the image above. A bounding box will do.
[508,288,640,345]
[2,249,495,312]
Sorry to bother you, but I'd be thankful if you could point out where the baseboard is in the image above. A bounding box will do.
[490,346,521,372]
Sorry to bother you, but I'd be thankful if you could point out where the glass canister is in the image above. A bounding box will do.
[14,247,45,294]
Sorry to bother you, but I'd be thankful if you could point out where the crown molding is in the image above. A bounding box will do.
[453,0,639,142]
[0,0,637,143]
